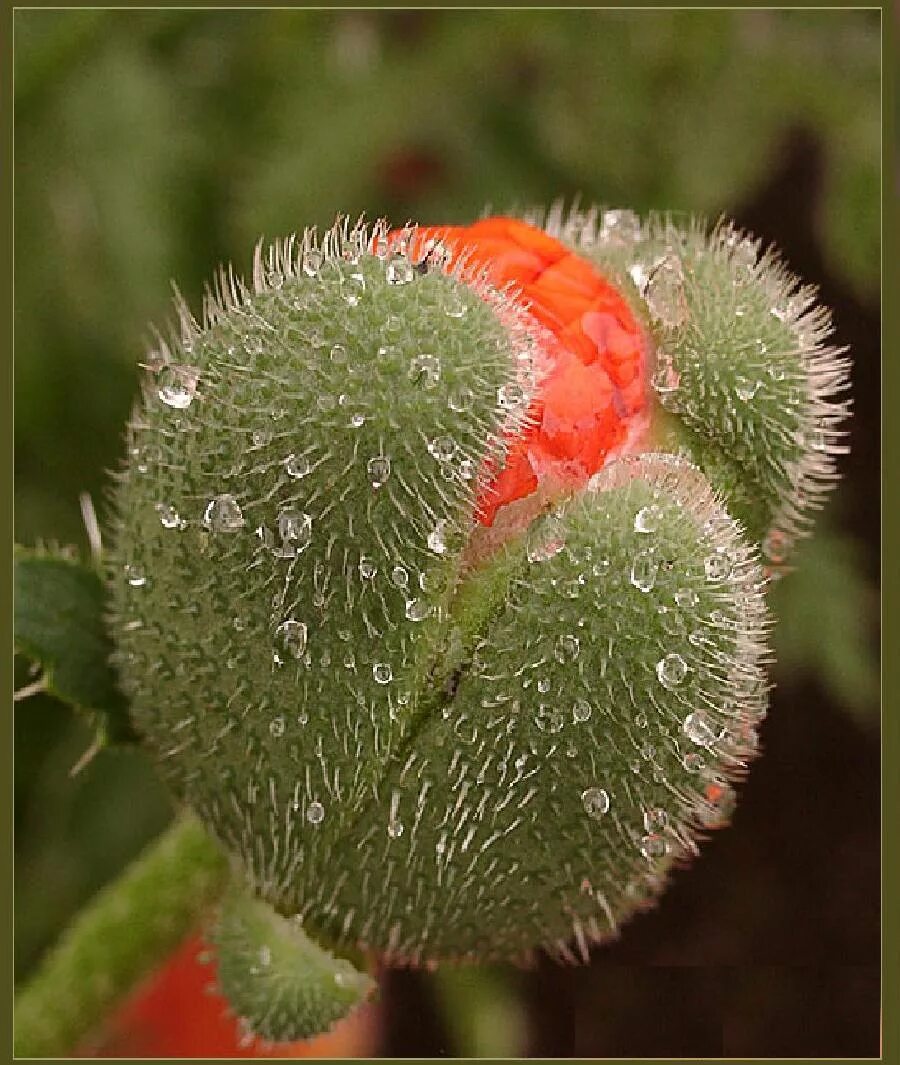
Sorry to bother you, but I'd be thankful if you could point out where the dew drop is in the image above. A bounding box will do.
[444,291,467,318]
[527,519,566,563]
[497,382,526,409]
[275,619,308,660]
[534,704,565,733]
[284,453,311,479]
[390,565,409,588]
[274,509,312,557]
[683,711,718,747]
[157,365,199,409]
[554,633,580,663]
[358,557,377,580]
[599,208,640,245]
[405,598,432,622]
[387,818,404,839]
[573,699,592,723]
[367,455,391,488]
[386,255,414,286]
[408,353,441,389]
[581,787,611,818]
[203,494,245,533]
[302,249,322,276]
[427,520,449,555]
[155,502,184,530]
[643,808,668,832]
[735,376,761,402]
[634,504,662,534]
[644,254,689,327]
[656,652,688,689]
[306,801,325,825]
[448,386,473,412]
[683,752,705,773]
[427,436,456,462]
[675,587,699,608]
[269,716,285,738]
[630,551,659,592]
[372,662,393,685]
[640,833,668,860]
[704,552,732,581]
[124,564,147,587]
[329,343,348,364]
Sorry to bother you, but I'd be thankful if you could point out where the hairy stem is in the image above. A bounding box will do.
[14,815,230,1058]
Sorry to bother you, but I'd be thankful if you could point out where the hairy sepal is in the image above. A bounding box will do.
[278,454,770,965]
[107,219,533,921]
[527,203,851,562]
[210,888,374,1044]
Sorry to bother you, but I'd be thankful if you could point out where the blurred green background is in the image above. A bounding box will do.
[14,9,881,1057]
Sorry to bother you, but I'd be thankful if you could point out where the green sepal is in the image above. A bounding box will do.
[211,887,375,1044]
[14,545,137,743]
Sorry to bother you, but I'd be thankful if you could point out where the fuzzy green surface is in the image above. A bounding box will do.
[264,455,769,962]
[211,888,375,1043]
[107,240,521,940]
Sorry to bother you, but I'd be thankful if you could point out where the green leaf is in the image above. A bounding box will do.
[14,546,137,743]
[211,888,375,1044]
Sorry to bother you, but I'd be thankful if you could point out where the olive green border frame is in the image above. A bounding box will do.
[3,4,893,1064]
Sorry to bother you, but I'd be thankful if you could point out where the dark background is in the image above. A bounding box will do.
[14,10,881,1058]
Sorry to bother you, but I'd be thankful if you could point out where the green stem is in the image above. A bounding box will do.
[14,815,231,1058]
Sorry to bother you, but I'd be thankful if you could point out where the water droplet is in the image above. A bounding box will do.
[643,808,668,832]
[269,716,285,738]
[427,520,449,555]
[644,254,688,328]
[427,437,456,462]
[675,588,699,608]
[683,752,705,773]
[349,412,366,428]
[405,598,432,622]
[358,557,377,580]
[554,633,580,663]
[683,711,718,747]
[527,519,566,563]
[251,428,272,448]
[448,386,473,413]
[592,558,611,578]
[630,552,659,592]
[329,343,348,365]
[386,255,414,286]
[372,662,392,685]
[275,619,308,660]
[599,209,640,245]
[582,787,611,818]
[537,677,551,694]
[573,699,592,723]
[284,453,311,479]
[763,528,792,564]
[408,353,441,389]
[387,818,404,839]
[274,509,312,557]
[534,704,565,733]
[155,503,184,530]
[125,564,147,587]
[306,801,325,824]
[157,365,199,409]
[367,455,391,488]
[302,248,322,276]
[640,833,668,860]
[735,376,761,402]
[634,504,662,534]
[704,552,732,581]
[390,565,409,588]
[203,494,245,533]
[656,652,688,689]
[497,382,526,409]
